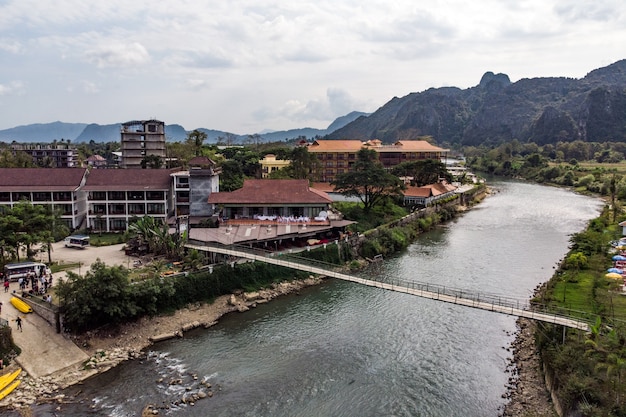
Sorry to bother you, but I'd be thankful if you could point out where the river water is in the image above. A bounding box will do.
[29,180,602,417]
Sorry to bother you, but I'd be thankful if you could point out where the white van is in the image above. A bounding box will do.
[4,262,46,281]
[64,234,90,249]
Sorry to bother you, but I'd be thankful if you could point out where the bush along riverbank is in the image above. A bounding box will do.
[530,205,626,417]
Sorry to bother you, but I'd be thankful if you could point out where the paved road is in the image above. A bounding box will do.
[1,242,130,379]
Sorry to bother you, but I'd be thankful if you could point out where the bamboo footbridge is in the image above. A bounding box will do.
[186,243,595,332]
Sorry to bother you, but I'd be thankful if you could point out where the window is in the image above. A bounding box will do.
[129,203,145,215]
[147,203,165,214]
[108,204,126,215]
[177,191,189,202]
[55,204,73,215]
[110,219,127,231]
[147,191,165,200]
[91,204,106,214]
[53,192,72,201]
[129,191,145,200]
[32,192,51,202]
[109,191,126,200]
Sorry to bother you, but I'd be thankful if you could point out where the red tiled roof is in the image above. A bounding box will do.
[82,168,173,191]
[189,156,215,166]
[208,179,333,205]
[310,182,336,193]
[403,182,457,198]
[0,168,87,191]
[403,186,433,197]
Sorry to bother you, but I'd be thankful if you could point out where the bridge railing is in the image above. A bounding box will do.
[363,272,600,326]
[194,242,601,328]
[202,241,348,273]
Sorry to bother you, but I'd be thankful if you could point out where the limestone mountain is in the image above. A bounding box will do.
[326,59,626,147]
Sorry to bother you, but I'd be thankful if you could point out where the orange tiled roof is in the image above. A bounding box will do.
[392,140,449,152]
[208,179,332,204]
[403,186,433,197]
[307,140,364,152]
[306,139,448,153]
[403,182,457,197]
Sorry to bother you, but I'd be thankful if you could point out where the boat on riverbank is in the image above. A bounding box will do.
[0,369,21,393]
[10,297,32,313]
[0,380,20,400]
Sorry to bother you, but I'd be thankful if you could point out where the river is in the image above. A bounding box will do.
[28,180,602,417]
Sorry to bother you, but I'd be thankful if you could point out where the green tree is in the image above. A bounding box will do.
[285,147,318,180]
[56,260,135,331]
[332,148,405,212]
[186,129,207,157]
[0,148,35,168]
[55,259,173,332]
[220,160,245,191]
[140,154,164,169]
[391,159,452,186]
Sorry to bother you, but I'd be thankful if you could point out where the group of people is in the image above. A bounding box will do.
[19,267,53,296]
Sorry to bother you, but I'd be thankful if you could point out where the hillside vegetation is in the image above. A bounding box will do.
[328,59,626,147]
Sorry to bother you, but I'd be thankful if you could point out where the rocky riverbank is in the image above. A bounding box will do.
[2,275,324,413]
[501,318,558,417]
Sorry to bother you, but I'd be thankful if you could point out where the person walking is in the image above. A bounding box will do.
[3,279,8,293]
[15,316,22,332]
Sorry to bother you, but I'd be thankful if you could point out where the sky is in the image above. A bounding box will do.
[0,0,624,135]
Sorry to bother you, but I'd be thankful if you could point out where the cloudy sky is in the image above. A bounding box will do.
[0,0,624,134]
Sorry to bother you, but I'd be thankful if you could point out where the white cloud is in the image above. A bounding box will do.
[0,0,625,132]
[81,81,100,94]
[84,42,150,68]
[0,38,22,54]
[0,81,24,96]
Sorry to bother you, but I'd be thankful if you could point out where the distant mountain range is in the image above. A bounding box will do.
[0,111,369,144]
[3,59,626,148]
[328,59,626,146]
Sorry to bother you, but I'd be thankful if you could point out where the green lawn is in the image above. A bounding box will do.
[88,233,128,246]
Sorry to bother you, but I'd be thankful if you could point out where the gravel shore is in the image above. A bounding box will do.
[501,318,558,417]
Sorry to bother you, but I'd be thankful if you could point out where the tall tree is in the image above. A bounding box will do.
[140,154,164,169]
[332,148,405,212]
[286,146,319,180]
[391,160,452,186]
[220,160,245,191]
[186,129,207,157]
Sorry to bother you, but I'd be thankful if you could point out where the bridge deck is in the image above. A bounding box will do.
[186,244,591,331]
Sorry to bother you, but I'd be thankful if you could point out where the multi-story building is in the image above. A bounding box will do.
[10,143,79,168]
[120,120,166,169]
[0,168,88,230]
[83,169,174,232]
[259,154,290,178]
[306,139,449,182]
[171,156,221,218]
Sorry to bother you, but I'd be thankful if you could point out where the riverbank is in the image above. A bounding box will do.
[2,275,324,412]
[501,318,558,417]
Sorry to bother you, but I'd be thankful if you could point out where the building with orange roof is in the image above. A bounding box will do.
[306,139,448,182]
[403,182,457,207]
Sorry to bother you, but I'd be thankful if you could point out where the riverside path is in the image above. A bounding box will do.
[186,243,594,332]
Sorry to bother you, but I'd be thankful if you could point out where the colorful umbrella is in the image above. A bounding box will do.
[607,268,624,274]
[605,272,623,279]
[613,255,626,261]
